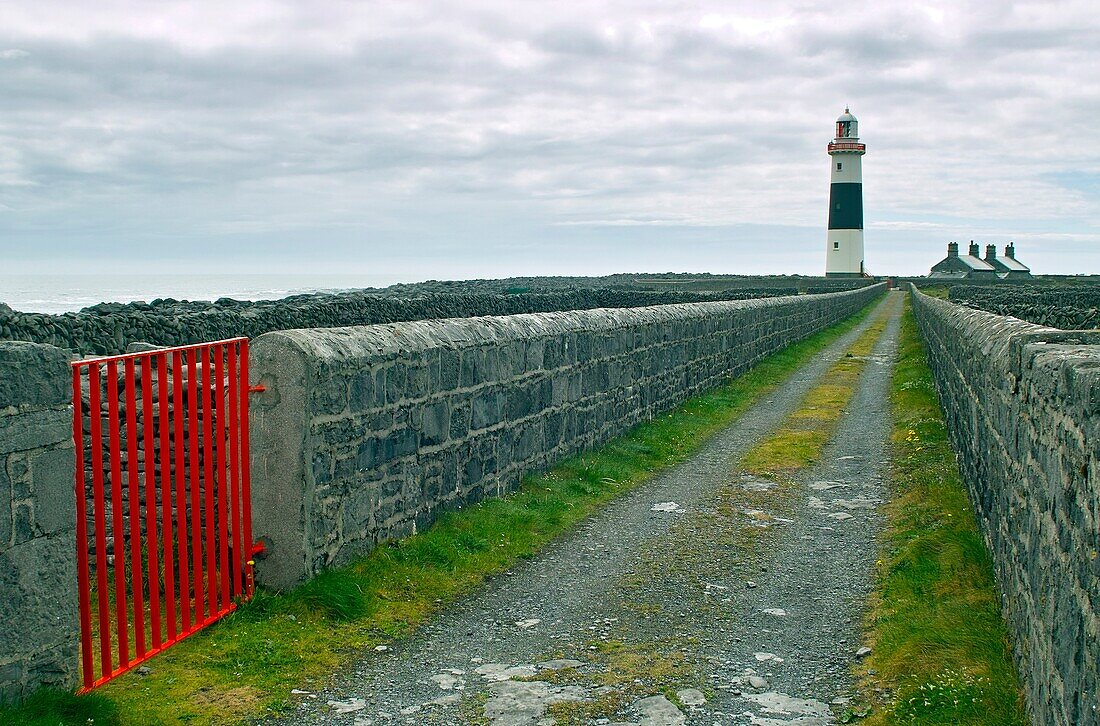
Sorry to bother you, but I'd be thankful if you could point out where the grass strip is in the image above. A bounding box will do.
[740,300,891,477]
[2,294,883,726]
[856,297,1025,725]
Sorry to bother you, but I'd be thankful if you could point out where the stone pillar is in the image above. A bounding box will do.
[0,342,78,704]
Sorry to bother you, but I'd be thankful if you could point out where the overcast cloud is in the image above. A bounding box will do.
[1,0,1098,277]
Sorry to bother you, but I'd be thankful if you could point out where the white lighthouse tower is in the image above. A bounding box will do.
[825,108,866,277]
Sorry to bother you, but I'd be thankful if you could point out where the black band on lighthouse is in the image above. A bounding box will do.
[828,182,863,230]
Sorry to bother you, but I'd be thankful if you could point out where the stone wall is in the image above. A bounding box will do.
[910,287,1100,726]
[249,285,884,590]
[1,288,802,357]
[0,342,78,704]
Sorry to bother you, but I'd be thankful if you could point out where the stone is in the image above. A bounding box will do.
[0,409,71,456]
[651,502,680,512]
[475,663,538,682]
[633,695,686,726]
[743,691,831,722]
[854,646,872,659]
[537,659,584,671]
[430,673,462,690]
[748,675,769,690]
[0,342,71,409]
[675,688,706,706]
[484,680,585,726]
[328,698,367,714]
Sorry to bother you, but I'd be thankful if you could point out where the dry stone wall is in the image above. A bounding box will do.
[0,288,801,357]
[0,342,78,704]
[249,285,884,590]
[910,287,1100,726]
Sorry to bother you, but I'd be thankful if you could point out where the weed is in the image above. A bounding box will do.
[0,688,119,726]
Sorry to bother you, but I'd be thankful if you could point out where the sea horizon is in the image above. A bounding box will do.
[0,272,416,315]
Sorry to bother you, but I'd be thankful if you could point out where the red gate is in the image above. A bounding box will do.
[71,338,260,690]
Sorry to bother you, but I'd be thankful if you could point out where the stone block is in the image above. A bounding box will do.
[0,408,71,455]
[0,532,78,701]
[26,446,74,536]
[420,401,450,447]
[0,342,70,410]
[0,460,10,550]
[349,368,385,412]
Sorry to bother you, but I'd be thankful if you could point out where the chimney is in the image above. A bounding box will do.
[947,242,959,257]
[1005,243,1015,259]
[969,241,980,257]
[985,244,997,261]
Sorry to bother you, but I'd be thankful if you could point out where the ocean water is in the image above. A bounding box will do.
[0,273,413,315]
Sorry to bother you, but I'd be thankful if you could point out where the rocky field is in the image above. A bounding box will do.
[0,275,872,356]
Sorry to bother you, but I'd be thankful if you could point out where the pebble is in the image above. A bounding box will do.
[748,675,769,690]
[855,646,872,659]
[328,698,367,714]
[746,580,758,589]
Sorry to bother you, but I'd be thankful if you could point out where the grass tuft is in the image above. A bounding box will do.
[0,688,119,726]
[291,569,376,622]
[857,297,1026,726]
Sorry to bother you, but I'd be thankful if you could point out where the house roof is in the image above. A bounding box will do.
[997,256,1030,271]
[957,255,997,271]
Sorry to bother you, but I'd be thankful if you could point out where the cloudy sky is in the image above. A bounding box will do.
[1,0,1098,279]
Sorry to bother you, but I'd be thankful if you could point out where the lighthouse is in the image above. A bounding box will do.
[825,108,866,277]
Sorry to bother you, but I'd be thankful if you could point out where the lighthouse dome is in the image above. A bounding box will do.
[835,107,858,139]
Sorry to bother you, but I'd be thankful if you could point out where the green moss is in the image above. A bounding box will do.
[741,308,891,477]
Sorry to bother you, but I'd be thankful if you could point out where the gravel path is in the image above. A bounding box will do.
[267,292,903,726]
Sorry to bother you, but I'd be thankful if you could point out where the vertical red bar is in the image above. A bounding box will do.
[239,340,255,598]
[201,346,218,618]
[227,343,243,597]
[187,348,203,623]
[72,365,94,688]
[123,360,146,658]
[172,351,191,632]
[215,350,230,609]
[141,357,162,649]
[158,353,177,641]
[88,363,112,678]
[106,361,130,667]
